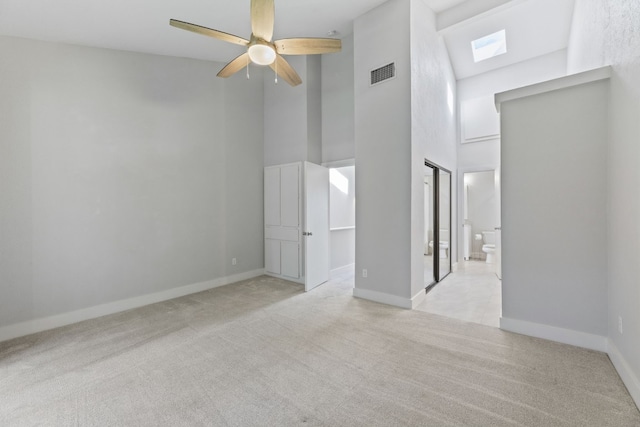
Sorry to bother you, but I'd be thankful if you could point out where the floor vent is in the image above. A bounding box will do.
[370,62,396,86]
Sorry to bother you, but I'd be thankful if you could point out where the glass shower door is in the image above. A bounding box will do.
[424,165,435,287]
[438,170,451,281]
[424,160,452,290]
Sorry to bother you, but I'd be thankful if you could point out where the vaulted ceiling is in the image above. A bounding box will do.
[0,0,575,80]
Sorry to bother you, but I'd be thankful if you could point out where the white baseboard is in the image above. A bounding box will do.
[607,340,640,409]
[353,287,420,309]
[499,317,607,352]
[411,289,427,309]
[0,269,265,343]
[264,272,304,285]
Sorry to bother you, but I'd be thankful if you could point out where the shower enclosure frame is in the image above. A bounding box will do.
[425,159,452,292]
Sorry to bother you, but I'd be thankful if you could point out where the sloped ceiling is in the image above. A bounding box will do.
[0,0,574,80]
[440,0,576,80]
[0,0,461,63]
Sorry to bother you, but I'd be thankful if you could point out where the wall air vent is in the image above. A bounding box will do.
[370,62,396,86]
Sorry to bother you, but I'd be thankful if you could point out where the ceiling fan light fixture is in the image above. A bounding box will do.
[248,43,276,65]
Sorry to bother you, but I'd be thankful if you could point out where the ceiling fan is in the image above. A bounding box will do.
[170,0,342,87]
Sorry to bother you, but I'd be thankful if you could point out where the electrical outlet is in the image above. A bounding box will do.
[232,258,237,266]
[362,269,368,278]
[618,316,623,334]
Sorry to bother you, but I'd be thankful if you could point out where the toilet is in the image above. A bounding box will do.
[482,231,496,264]
[428,229,449,259]
[428,240,449,259]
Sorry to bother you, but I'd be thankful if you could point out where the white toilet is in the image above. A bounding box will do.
[428,240,449,259]
[481,231,496,264]
[428,230,449,259]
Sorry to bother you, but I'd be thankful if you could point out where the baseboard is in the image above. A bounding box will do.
[0,269,265,343]
[264,272,304,285]
[411,289,427,309]
[330,263,355,277]
[499,317,607,352]
[607,340,640,409]
[353,287,413,309]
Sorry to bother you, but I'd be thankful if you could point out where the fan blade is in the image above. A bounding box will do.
[269,54,302,87]
[170,19,249,46]
[274,38,342,55]
[217,53,250,78]
[251,0,275,42]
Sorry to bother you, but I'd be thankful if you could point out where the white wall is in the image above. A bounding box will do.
[500,78,608,339]
[329,166,355,271]
[567,0,640,405]
[457,49,567,171]
[0,36,264,331]
[410,0,458,297]
[322,35,355,164]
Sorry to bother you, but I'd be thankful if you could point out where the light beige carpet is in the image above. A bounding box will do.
[1,275,639,426]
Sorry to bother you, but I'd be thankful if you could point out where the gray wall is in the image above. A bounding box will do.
[455,50,567,262]
[322,35,355,164]
[263,56,322,167]
[353,0,457,305]
[567,0,640,401]
[409,0,458,298]
[0,36,264,328]
[354,0,413,301]
[501,80,608,336]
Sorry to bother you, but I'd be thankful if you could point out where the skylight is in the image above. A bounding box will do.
[471,29,507,63]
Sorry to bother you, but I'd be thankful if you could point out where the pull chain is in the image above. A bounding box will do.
[246,55,250,80]
[275,57,278,84]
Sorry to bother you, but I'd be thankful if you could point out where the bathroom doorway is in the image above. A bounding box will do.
[416,168,501,327]
[462,170,498,266]
[424,160,451,291]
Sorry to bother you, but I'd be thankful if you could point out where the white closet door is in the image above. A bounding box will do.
[264,163,301,281]
[304,162,329,291]
[265,239,281,275]
[280,164,300,228]
[281,241,300,278]
[264,168,281,227]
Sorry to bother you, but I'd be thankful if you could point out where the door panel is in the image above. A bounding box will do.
[265,239,281,275]
[281,242,300,278]
[304,162,329,291]
[438,170,451,281]
[425,160,452,290]
[424,166,435,286]
[280,164,300,228]
[264,168,281,226]
[265,227,299,241]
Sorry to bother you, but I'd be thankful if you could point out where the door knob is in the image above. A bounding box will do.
[303,231,313,236]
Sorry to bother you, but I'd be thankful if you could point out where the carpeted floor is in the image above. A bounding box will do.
[1,274,639,426]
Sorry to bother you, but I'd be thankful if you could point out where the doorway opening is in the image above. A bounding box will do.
[424,160,452,291]
[417,168,502,327]
[328,163,355,284]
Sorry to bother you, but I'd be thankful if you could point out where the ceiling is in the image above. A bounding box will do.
[0,0,574,80]
[440,0,576,79]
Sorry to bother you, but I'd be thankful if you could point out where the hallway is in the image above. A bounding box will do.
[415,261,501,327]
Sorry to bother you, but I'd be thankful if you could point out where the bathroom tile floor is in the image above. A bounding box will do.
[415,260,502,327]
